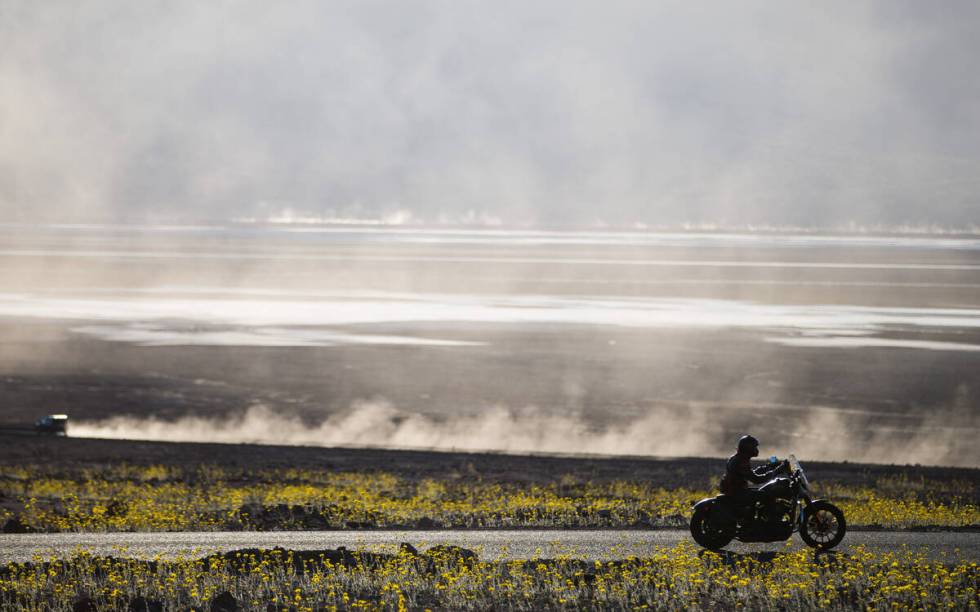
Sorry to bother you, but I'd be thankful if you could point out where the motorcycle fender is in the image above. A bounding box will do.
[799,499,828,524]
[695,497,735,529]
[692,497,717,511]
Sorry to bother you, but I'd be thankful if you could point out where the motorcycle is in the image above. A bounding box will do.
[690,454,846,550]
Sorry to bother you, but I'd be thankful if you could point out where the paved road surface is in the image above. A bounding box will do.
[1,530,976,563]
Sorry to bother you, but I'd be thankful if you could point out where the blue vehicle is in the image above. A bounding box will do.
[34,414,68,436]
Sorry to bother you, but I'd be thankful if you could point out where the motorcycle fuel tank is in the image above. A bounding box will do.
[759,477,792,497]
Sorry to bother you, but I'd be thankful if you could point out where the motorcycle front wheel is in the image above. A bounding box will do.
[690,505,735,550]
[800,501,846,550]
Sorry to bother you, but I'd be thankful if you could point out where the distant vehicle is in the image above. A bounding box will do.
[690,454,846,550]
[34,414,68,436]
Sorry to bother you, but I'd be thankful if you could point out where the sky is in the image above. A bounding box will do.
[1,1,979,229]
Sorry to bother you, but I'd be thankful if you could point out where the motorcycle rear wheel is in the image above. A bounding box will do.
[690,505,734,550]
[800,501,846,550]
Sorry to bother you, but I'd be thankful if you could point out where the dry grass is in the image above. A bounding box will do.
[1,542,977,610]
[2,464,976,533]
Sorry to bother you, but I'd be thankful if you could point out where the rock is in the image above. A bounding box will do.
[106,499,128,518]
[236,504,263,524]
[129,596,164,612]
[301,512,330,529]
[415,516,438,529]
[72,597,98,612]
[215,547,384,575]
[210,590,239,612]
[2,516,33,534]
[426,544,477,563]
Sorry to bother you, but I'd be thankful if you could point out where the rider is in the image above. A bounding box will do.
[720,434,786,519]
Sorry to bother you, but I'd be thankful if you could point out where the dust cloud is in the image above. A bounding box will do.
[69,399,979,468]
[69,401,718,459]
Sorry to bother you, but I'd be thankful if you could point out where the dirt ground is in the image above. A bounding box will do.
[1,322,978,468]
[1,230,977,473]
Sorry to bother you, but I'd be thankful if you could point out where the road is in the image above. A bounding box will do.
[1,530,976,563]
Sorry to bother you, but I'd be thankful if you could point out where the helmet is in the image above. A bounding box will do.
[737,434,759,456]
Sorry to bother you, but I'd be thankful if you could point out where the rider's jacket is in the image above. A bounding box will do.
[720,453,781,495]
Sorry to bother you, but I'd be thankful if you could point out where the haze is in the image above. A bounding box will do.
[2,1,979,228]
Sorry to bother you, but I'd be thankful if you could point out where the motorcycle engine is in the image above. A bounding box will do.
[761,499,794,526]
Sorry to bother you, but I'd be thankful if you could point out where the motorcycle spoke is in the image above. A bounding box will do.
[808,510,839,542]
